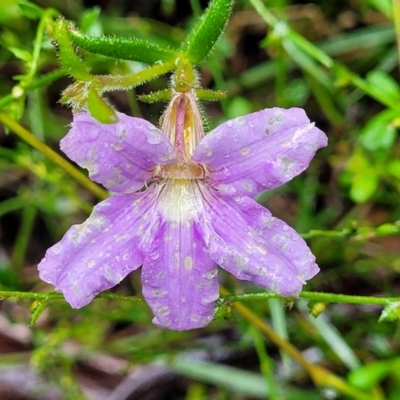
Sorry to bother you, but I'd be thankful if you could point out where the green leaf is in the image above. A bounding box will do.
[69,29,179,64]
[138,89,172,103]
[350,171,379,203]
[359,109,398,151]
[366,70,400,103]
[7,46,32,62]
[195,88,227,101]
[345,151,380,203]
[53,18,93,82]
[298,300,361,370]
[29,300,48,326]
[162,358,322,399]
[348,360,391,389]
[376,222,399,236]
[18,0,44,19]
[182,0,233,63]
[379,302,400,322]
[367,0,393,18]
[79,6,101,34]
[87,85,117,124]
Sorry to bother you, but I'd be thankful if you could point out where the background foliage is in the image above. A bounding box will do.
[0,0,400,399]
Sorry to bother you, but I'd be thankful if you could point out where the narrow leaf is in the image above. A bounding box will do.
[138,89,172,103]
[53,18,93,81]
[182,0,233,63]
[87,86,117,124]
[359,109,398,151]
[29,300,48,326]
[79,6,101,33]
[379,302,400,322]
[298,300,361,370]
[69,29,179,64]
[195,88,227,101]
[348,361,391,390]
[161,358,322,399]
[366,70,400,103]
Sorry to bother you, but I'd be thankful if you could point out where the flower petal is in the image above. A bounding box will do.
[61,111,177,193]
[142,181,220,330]
[38,188,160,308]
[142,221,219,330]
[198,189,318,296]
[193,108,327,197]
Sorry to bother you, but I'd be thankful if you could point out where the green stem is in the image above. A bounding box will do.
[24,9,59,86]
[98,60,176,92]
[224,291,399,306]
[0,290,144,304]
[251,327,279,400]
[301,221,400,241]
[0,112,108,200]
[301,229,352,239]
[0,289,397,308]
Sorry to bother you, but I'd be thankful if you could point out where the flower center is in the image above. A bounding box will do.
[160,162,205,180]
[158,90,206,181]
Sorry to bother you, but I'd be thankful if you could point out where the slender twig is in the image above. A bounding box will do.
[223,291,400,306]
[0,290,144,304]
[0,289,398,308]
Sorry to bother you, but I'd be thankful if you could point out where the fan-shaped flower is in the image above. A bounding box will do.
[38,91,327,330]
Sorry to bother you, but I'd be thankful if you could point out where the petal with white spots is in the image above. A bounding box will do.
[193,107,327,197]
[38,187,160,308]
[61,111,177,193]
[141,180,219,330]
[198,188,318,296]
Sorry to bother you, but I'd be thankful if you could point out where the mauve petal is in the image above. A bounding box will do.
[142,220,219,330]
[193,108,327,197]
[38,187,160,308]
[198,188,318,296]
[61,111,176,193]
[235,196,319,281]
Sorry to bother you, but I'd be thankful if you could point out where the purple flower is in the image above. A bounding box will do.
[38,91,327,330]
